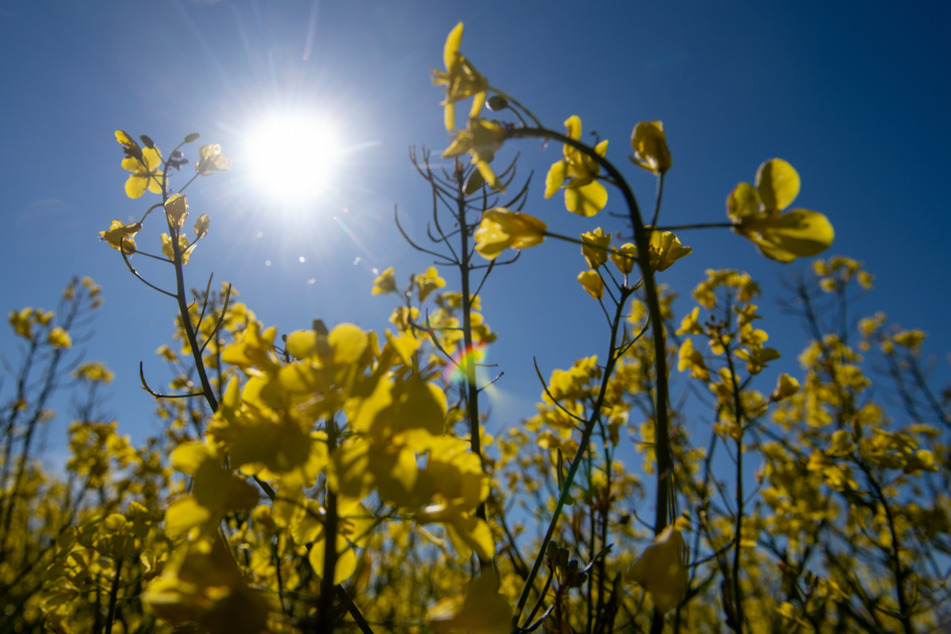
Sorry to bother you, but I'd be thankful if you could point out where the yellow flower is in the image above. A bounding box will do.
[770,373,800,401]
[473,208,547,260]
[545,116,608,217]
[9,308,34,339]
[196,144,230,175]
[100,219,142,254]
[443,118,508,191]
[161,233,194,265]
[194,213,210,239]
[413,266,446,302]
[581,227,611,269]
[626,526,687,613]
[73,362,114,384]
[48,326,72,349]
[372,267,397,295]
[630,121,672,174]
[431,22,488,132]
[165,193,188,229]
[648,230,692,271]
[610,242,637,275]
[577,270,604,299]
[116,130,163,199]
[727,158,834,262]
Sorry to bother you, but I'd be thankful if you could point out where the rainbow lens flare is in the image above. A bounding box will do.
[443,341,487,384]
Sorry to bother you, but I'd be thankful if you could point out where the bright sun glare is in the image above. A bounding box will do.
[245,110,343,205]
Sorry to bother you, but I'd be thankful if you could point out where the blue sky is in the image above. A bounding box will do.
[1,0,948,450]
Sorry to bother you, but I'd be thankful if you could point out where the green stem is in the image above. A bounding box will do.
[512,286,633,627]
[509,126,676,631]
[509,126,674,533]
[455,162,488,537]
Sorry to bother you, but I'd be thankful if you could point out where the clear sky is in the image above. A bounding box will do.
[1,0,948,450]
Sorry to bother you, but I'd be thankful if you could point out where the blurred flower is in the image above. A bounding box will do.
[196,144,231,175]
[165,193,188,229]
[432,22,488,132]
[372,267,397,295]
[728,158,834,262]
[473,208,547,260]
[581,227,611,269]
[626,526,687,613]
[443,118,507,191]
[578,270,604,299]
[630,121,672,174]
[48,326,72,349]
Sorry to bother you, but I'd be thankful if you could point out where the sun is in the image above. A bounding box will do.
[244,109,343,206]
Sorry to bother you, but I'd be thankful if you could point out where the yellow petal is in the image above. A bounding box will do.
[564,115,582,141]
[626,526,687,613]
[726,182,761,222]
[429,569,512,634]
[755,158,800,212]
[578,270,604,299]
[125,174,148,199]
[308,534,358,585]
[741,208,835,262]
[443,22,464,71]
[545,160,567,198]
[630,121,672,174]
[564,180,607,217]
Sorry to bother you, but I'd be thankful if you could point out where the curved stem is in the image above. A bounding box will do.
[509,126,674,534]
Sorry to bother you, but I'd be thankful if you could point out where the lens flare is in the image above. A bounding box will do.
[443,341,487,384]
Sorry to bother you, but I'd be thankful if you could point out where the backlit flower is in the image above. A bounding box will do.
[116,130,163,199]
[474,208,546,260]
[443,118,508,191]
[626,526,687,613]
[728,158,834,262]
[630,121,672,174]
[432,22,488,132]
[545,116,608,217]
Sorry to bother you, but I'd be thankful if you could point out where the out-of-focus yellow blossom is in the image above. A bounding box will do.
[545,116,608,217]
[647,230,692,271]
[9,308,35,338]
[578,270,604,299]
[443,118,508,191]
[581,227,612,269]
[428,569,513,634]
[372,267,397,295]
[626,526,687,613]
[893,329,926,354]
[413,266,446,302]
[728,159,833,262]
[161,232,194,265]
[678,338,709,381]
[196,144,230,175]
[73,362,114,384]
[116,130,163,198]
[630,121,672,174]
[610,242,637,275]
[431,22,488,132]
[194,213,210,239]
[47,327,72,349]
[474,207,547,260]
[100,219,142,253]
[770,373,800,401]
[165,193,188,229]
